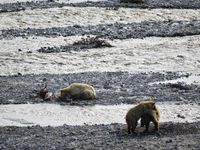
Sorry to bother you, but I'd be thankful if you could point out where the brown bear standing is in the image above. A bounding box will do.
[140,106,160,132]
[125,99,158,134]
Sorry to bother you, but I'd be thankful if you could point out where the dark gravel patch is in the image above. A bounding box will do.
[1,20,200,40]
[0,71,199,105]
[0,122,199,149]
[38,37,113,53]
[1,0,200,13]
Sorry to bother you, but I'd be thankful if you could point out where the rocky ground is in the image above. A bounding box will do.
[0,71,199,105]
[1,20,200,40]
[0,0,200,149]
[0,122,200,149]
[1,0,200,13]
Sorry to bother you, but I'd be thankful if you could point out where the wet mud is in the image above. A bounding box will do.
[1,0,200,13]
[1,20,200,40]
[0,71,199,105]
[0,122,199,149]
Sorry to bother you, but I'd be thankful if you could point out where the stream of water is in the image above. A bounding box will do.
[0,102,199,126]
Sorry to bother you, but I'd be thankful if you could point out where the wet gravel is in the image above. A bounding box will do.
[0,122,199,149]
[1,0,200,13]
[1,20,200,40]
[1,71,199,105]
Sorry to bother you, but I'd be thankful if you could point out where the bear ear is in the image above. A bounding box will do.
[150,98,156,104]
[151,101,156,109]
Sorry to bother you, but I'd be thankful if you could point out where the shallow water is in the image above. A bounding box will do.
[1,1,200,76]
[0,102,199,126]
[0,35,200,75]
[149,75,200,85]
[1,7,200,30]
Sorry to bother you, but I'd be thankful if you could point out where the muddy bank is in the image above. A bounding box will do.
[1,71,199,105]
[1,20,200,40]
[1,0,200,13]
[0,122,199,149]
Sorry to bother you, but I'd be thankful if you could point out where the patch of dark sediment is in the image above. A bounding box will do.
[38,37,113,53]
[0,122,199,149]
[0,71,199,105]
[1,0,200,13]
[1,20,200,40]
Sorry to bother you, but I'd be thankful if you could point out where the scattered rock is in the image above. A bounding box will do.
[13,72,22,77]
[166,139,173,143]
[177,55,184,58]
[38,37,113,53]
[177,114,186,119]
[73,37,113,48]
[27,51,32,53]
[2,20,200,40]
[17,72,22,76]
[168,82,191,90]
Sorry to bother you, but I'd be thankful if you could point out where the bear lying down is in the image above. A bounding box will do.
[60,83,96,100]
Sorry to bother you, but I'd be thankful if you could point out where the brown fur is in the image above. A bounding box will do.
[140,106,160,132]
[60,83,96,100]
[125,100,156,134]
